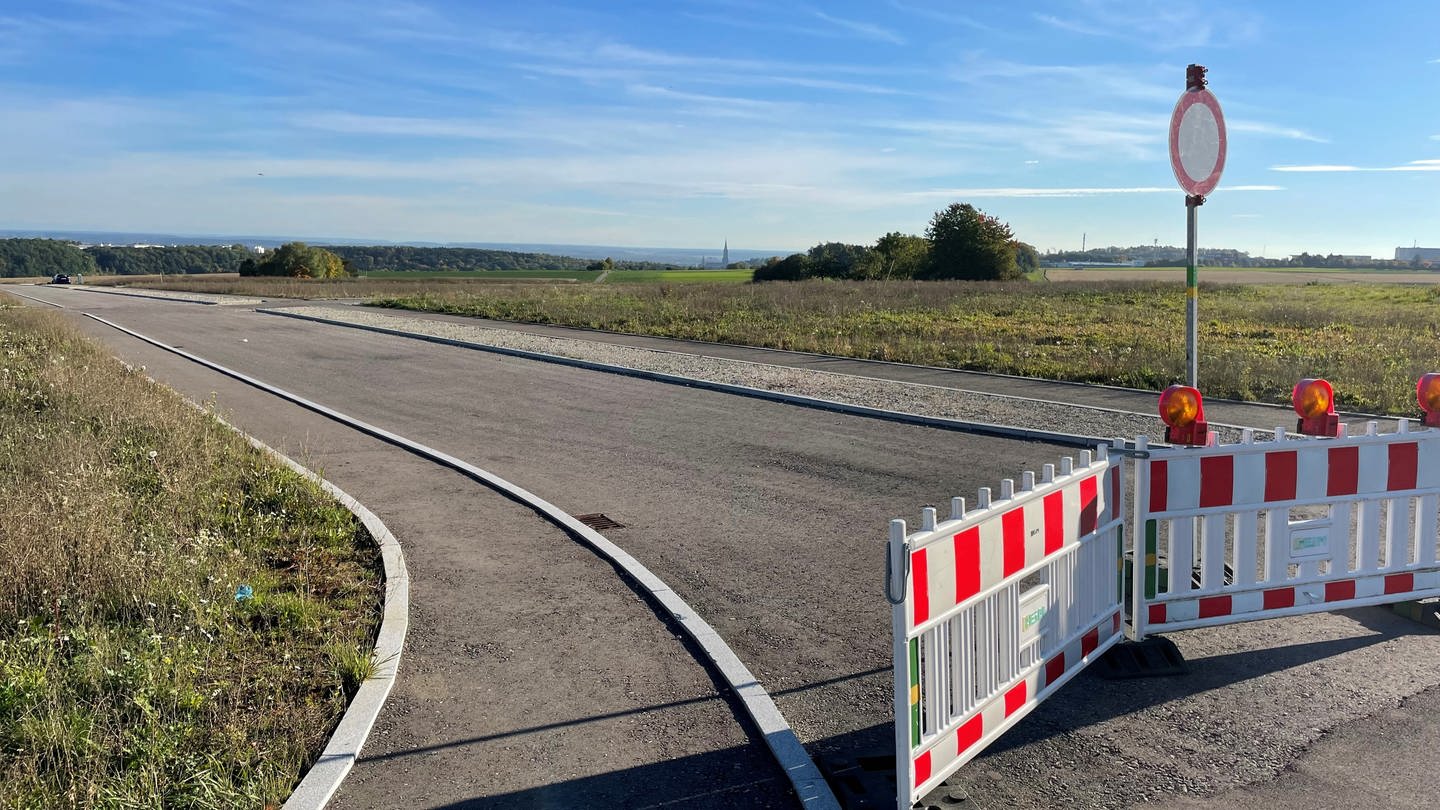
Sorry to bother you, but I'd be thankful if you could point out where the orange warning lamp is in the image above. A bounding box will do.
[1418,374,1440,427]
[1159,385,1209,445]
[1292,378,1339,436]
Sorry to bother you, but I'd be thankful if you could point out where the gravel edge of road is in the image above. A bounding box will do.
[262,307,1146,448]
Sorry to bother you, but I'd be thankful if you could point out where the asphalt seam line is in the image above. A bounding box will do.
[261,307,1109,448]
[84,312,841,810]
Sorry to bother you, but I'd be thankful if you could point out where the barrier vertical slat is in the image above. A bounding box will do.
[908,639,920,746]
[1357,500,1382,574]
[958,607,972,715]
[1323,503,1352,578]
[1171,518,1194,593]
[1200,514,1225,589]
[1265,508,1288,582]
[1233,511,1258,586]
[1386,496,1411,568]
[1419,495,1439,566]
[922,627,940,740]
[938,620,953,725]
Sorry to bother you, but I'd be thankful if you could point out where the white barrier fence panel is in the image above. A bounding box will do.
[1132,421,1440,638]
[888,446,1124,809]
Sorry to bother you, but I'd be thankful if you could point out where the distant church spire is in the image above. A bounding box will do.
[722,239,729,267]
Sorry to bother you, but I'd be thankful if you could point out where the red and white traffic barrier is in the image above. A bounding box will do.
[888,447,1125,809]
[1132,420,1440,637]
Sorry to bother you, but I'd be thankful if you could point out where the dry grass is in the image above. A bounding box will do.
[373,278,1440,414]
[0,295,382,808]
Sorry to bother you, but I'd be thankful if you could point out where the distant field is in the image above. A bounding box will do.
[360,269,594,280]
[374,278,1440,415]
[361,268,753,283]
[92,268,754,296]
[1048,267,1440,284]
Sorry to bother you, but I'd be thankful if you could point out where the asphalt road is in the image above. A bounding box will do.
[13,285,1440,810]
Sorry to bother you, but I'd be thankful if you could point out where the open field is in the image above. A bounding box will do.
[373,279,1440,415]
[1047,267,1440,284]
[0,295,382,806]
[86,268,755,294]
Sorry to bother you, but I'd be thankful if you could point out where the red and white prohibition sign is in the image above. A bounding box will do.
[1169,86,1227,196]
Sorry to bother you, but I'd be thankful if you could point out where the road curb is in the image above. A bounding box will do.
[86,312,840,810]
[265,444,409,810]
[260,308,1109,449]
[111,354,410,810]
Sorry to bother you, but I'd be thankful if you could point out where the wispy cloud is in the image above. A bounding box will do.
[1227,120,1328,143]
[680,9,903,46]
[1272,160,1440,172]
[1270,165,1360,172]
[886,1,992,31]
[952,57,1173,103]
[811,10,905,45]
[1034,0,1262,50]
[906,185,1282,199]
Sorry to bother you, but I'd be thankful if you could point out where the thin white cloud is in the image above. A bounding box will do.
[906,185,1282,199]
[952,57,1173,103]
[1272,161,1440,172]
[1227,120,1328,143]
[886,1,992,31]
[1033,1,1262,50]
[811,10,906,45]
[1033,13,1112,38]
[1271,165,1360,172]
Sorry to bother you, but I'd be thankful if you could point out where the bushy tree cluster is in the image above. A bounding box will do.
[239,242,351,279]
[753,202,1033,283]
[0,239,96,278]
[85,244,252,275]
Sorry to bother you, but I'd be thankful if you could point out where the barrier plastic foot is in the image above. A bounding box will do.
[1095,636,1188,679]
[1391,598,1440,630]
[818,752,895,810]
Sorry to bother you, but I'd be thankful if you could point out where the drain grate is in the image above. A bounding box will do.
[573,512,625,530]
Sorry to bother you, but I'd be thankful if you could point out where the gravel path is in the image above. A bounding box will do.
[272,305,1205,445]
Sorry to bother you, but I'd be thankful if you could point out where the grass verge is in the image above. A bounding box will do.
[370,278,1440,414]
[0,295,383,808]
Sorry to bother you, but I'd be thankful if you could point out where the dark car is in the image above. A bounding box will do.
[50,274,70,284]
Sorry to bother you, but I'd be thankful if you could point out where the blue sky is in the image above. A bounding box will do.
[1,0,1436,257]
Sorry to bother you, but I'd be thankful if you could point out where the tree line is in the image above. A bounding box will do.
[754,203,1039,282]
[0,239,681,278]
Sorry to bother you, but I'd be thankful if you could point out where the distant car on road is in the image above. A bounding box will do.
[50,274,70,284]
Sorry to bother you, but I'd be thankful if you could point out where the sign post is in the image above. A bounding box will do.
[1168,64,1226,388]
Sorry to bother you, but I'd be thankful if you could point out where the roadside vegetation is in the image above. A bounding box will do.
[0,296,382,807]
[370,279,1440,415]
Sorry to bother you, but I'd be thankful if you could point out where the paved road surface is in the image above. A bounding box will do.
[12,285,1440,809]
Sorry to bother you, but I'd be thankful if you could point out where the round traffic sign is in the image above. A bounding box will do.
[1169,87,1226,196]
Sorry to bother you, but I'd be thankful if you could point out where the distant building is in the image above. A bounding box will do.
[722,240,729,267]
[1396,247,1440,262]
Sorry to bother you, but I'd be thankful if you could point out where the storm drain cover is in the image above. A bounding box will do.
[573,513,625,530]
